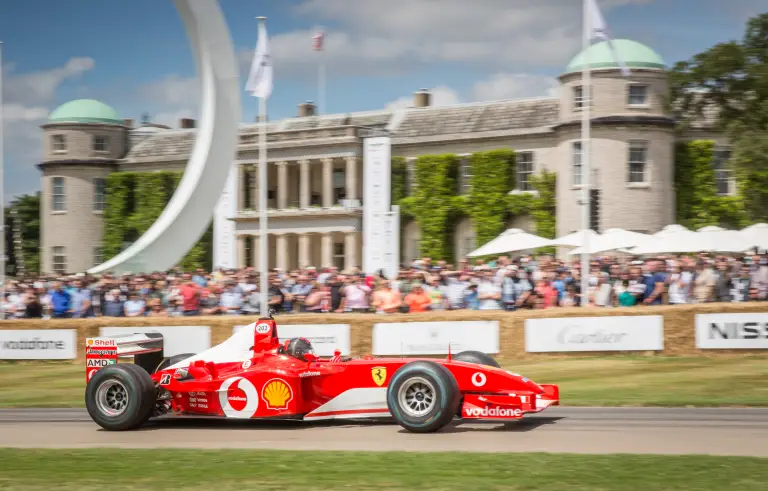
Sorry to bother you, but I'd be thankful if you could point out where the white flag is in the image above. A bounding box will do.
[245,22,273,98]
[586,0,631,77]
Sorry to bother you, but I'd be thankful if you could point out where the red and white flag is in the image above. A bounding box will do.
[312,31,324,51]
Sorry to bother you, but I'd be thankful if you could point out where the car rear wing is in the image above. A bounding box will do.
[85,332,164,382]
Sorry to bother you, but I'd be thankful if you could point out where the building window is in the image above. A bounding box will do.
[333,242,345,270]
[458,157,472,194]
[573,86,585,110]
[93,135,109,152]
[52,135,66,152]
[93,247,104,267]
[628,84,648,106]
[93,178,106,211]
[713,146,733,195]
[517,152,534,191]
[52,177,66,212]
[52,247,67,274]
[572,142,583,186]
[627,141,648,183]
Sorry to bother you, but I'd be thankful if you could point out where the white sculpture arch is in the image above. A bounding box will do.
[88,0,241,274]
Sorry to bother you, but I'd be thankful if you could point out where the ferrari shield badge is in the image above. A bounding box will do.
[371,366,387,386]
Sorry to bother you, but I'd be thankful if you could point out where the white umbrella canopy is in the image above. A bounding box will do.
[550,229,599,247]
[467,228,553,257]
[630,224,701,254]
[740,223,768,251]
[695,225,748,253]
[568,228,655,255]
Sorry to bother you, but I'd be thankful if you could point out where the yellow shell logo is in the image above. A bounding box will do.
[261,378,293,410]
[87,339,93,346]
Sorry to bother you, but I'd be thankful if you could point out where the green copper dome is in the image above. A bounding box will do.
[565,39,665,74]
[48,99,123,124]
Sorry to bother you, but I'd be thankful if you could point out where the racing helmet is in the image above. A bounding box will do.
[281,337,314,360]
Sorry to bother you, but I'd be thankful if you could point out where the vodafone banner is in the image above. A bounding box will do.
[0,329,77,359]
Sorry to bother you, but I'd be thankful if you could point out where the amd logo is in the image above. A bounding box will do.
[709,322,768,340]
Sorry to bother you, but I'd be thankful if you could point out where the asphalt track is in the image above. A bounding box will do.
[2,407,768,456]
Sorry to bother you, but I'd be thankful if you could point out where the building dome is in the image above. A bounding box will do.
[565,39,665,74]
[48,99,123,124]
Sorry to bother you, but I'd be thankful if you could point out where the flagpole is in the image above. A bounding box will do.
[256,17,269,317]
[315,27,325,115]
[580,0,591,307]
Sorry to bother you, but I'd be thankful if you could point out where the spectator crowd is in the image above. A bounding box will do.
[3,252,768,319]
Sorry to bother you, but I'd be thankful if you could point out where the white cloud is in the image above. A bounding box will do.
[137,75,200,128]
[385,73,559,109]
[2,57,96,199]
[242,0,651,78]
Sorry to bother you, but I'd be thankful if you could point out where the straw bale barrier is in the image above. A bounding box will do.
[3,303,768,361]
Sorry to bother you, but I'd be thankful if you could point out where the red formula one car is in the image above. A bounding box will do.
[84,316,559,433]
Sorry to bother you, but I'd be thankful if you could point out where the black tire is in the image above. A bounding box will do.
[386,361,460,433]
[85,364,156,431]
[154,353,196,373]
[453,350,501,368]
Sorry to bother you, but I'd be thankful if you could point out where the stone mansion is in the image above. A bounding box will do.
[38,39,727,274]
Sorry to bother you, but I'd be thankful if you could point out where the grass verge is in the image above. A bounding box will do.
[1,449,767,491]
[1,355,767,408]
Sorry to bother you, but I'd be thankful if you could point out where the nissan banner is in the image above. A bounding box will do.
[524,316,664,352]
[696,313,768,349]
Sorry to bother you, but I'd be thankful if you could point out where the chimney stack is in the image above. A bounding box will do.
[298,101,316,117]
[180,118,196,129]
[413,88,431,108]
[123,118,134,128]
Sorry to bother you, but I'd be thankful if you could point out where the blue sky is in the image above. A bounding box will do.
[1,0,764,198]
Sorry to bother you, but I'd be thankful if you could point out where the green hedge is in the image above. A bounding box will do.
[103,171,212,271]
[393,150,557,262]
[674,140,747,229]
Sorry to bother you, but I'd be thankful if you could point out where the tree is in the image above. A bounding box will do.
[4,193,41,274]
[669,13,768,222]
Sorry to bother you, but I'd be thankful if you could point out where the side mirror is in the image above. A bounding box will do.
[303,353,318,363]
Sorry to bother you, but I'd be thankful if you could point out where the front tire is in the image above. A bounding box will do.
[453,350,500,368]
[85,364,156,431]
[386,361,460,433]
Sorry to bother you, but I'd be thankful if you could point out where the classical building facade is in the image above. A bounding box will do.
[38,39,726,274]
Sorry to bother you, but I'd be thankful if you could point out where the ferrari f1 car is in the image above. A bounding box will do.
[84,317,559,433]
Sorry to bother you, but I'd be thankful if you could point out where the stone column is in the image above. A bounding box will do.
[277,161,288,209]
[345,157,358,201]
[344,232,359,271]
[275,233,288,271]
[298,233,311,269]
[299,160,310,209]
[322,158,333,207]
[321,233,334,268]
[237,235,247,268]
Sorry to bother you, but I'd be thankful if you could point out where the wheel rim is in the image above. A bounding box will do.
[95,379,129,417]
[397,376,436,417]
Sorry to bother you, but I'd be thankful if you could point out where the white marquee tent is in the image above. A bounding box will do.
[568,228,655,255]
[467,228,553,257]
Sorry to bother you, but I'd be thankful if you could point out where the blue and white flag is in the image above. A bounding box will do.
[245,21,273,98]
[586,0,631,76]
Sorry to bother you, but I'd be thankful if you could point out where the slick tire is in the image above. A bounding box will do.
[453,350,501,368]
[154,353,196,373]
[386,361,460,433]
[85,364,156,431]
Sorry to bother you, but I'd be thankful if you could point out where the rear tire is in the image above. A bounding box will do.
[85,364,156,431]
[453,350,500,368]
[154,352,196,373]
[386,361,460,433]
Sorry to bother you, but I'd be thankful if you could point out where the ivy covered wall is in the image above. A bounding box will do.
[674,140,747,229]
[393,149,557,262]
[103,171,213,271]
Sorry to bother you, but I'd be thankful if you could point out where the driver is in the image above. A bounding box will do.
[280,337,315,361]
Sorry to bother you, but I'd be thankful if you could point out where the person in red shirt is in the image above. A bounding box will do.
[534,279,557,309]
[178,275,201,315]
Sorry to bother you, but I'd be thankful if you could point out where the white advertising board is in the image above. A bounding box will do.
[524,316,664,352]
[362,136,392,275]
[100,326,211,357]
[696,313,768,349]
[367,207,400,279]
[213,164,238,269]
[372,321,499,355]
[0,329,77,359]
[234,324,351,356]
